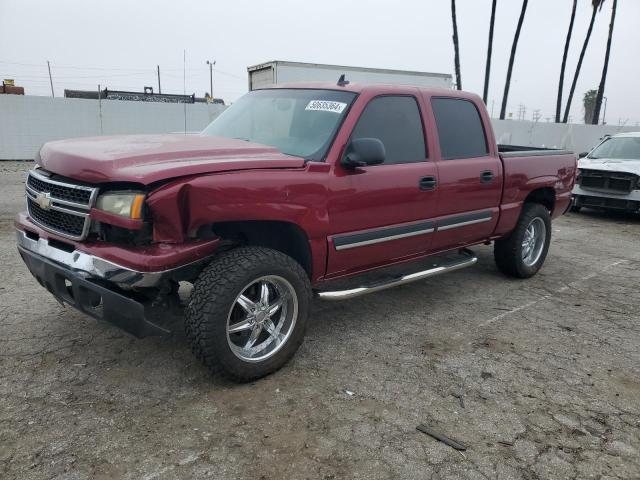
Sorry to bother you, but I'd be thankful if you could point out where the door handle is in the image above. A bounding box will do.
[480,170,495,183]
[419,176,437,191]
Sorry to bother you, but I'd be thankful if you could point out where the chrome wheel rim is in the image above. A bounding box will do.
[521,217,546,267]
[226,275,298,362]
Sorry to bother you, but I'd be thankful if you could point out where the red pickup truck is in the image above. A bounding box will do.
[16,82,576,381]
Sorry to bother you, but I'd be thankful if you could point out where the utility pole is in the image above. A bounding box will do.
[601,96,608,125]
[47,60,54,97]
[98,84,103,135]
[157,65,161,94]
[532,109,541,122]
[206,60,215,101]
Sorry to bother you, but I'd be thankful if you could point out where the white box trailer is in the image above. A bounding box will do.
[247,60,453,91]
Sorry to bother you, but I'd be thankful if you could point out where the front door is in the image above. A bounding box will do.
[325,92,439,278]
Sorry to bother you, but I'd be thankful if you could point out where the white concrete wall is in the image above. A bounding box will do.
[491,119,639,154]
[0,95,225,160]
[2,94,638,160]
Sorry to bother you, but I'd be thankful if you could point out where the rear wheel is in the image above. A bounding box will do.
[494,203,551,278]
[185,247,311,382]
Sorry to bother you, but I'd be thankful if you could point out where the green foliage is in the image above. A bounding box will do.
[583,89,598,124]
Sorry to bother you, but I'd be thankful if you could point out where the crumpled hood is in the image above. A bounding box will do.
[578,157,640,176]
[38,134,306,185]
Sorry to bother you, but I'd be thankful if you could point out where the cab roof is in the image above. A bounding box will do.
[258,81,482,101]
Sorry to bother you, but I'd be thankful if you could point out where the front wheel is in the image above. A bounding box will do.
[185,247,311,382]
[494,203,551,278]
[569,196,582,212]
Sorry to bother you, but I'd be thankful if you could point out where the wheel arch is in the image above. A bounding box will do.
[524,186,556,213]
[199,220,314,278]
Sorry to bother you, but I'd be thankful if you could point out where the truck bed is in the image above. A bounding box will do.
[498,144,574,158]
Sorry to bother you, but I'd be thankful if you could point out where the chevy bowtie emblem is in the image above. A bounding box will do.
[35,191,52,210]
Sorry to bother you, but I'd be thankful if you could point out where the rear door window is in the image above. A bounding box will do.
[431,98,488,160]
[351,96,426,164]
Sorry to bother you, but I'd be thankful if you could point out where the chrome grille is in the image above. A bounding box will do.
[579,169,638,194]
[25,169,97,240]
[27,174,92,204]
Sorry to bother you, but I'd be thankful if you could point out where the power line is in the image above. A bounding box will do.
[5,72,154,79]
[0,60,151,72]
[0,59,245,79]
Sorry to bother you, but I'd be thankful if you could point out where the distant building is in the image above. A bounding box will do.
[1,79,25,95]
[64,87,224,105]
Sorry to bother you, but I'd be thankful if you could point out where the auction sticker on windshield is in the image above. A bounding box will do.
[305,100,347,114]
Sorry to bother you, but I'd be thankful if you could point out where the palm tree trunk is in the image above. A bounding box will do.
[499,0,528,120]
[555,0,577,123]
[451,0,462,90]
[562,4,599,123]
[483,0,497,104]
[592,0,617,124]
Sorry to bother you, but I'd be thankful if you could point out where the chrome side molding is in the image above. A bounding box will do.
[316,249,478,301]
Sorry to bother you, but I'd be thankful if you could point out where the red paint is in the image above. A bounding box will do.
[38,134,305,184]
[17,83,577,284]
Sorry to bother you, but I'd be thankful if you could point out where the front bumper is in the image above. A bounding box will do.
[18,242,170,337]
[16,214,218,337]
[16,228,183,288]
[572,185,640,212]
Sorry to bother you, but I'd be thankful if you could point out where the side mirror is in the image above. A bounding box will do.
[578,152,589,159]
[342,138,385,169]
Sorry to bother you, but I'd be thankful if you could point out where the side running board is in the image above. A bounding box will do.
[316,249,478,301]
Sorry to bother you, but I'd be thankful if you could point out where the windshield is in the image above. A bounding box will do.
[202,88,356,160]
[588,136,640,160]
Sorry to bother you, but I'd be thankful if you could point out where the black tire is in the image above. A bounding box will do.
[185,246,312,382]
[569,197,582,213]
[494,203,551,279]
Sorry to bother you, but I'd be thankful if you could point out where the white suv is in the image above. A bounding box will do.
[572,132,640,214]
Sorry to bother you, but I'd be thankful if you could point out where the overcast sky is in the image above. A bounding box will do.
[1,0,638,125]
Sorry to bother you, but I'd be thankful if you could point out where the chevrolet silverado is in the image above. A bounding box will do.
[16,82,577,381]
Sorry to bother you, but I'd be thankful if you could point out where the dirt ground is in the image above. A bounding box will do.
[1,161,639,480]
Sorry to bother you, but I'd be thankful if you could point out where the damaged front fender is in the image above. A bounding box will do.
[145,167,329,244]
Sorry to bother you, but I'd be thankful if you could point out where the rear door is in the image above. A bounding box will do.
[325,91,439,278]
[426,96,502,251]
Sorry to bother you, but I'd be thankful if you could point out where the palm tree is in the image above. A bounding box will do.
[555,0,578,123]
[451,0,462,90]
[499,0,528,120]
[483,0,498,104]
[592,0,617,124]
[583,89,598,124]
[562,0,605,123]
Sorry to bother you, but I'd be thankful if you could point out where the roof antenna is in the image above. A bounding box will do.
[337,74,349,86]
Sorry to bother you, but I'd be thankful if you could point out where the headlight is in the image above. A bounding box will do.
[96,192,145,219]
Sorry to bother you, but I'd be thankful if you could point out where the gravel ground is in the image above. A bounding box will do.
[1,161,639,480]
